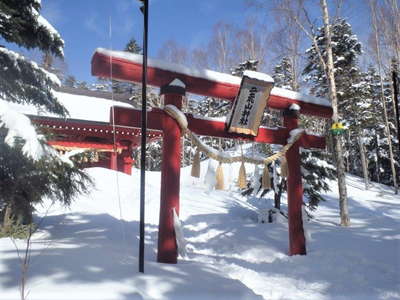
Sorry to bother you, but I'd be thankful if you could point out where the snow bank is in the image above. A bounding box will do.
[0,166,399,300]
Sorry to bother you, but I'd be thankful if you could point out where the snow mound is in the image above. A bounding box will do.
[0,166,399,300]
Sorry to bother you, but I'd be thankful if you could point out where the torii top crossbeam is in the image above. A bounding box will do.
[92,48,332,119]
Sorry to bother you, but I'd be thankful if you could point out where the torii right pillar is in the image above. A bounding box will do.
[284,108,306,255]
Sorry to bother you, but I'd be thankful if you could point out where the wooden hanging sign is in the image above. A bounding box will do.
[225,70,274,136]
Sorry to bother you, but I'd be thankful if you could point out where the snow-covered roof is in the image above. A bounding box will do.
[6,90,134,123]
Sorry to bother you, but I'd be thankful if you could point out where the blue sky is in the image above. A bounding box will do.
[37,0,370,84]
[40,0,253,83]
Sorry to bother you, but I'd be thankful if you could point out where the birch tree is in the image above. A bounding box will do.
[369,0,399,194]
[320,0,349,225]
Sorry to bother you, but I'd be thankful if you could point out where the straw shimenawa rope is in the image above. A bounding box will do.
[163,104,304,166]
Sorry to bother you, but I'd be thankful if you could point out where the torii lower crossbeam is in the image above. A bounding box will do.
[113,102,323,263]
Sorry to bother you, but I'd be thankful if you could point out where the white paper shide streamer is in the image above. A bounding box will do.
[173,207,187,258]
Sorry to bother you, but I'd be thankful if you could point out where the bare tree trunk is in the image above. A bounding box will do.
[390,69,399,135]
[358,136,369,190]
[2,205,13,232]
[375,134,381,183]
[370,0,399,194]
[320,0,350,226]
[345,130,351,173]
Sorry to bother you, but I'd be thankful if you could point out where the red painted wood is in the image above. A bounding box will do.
[284,114,306,256]
[299,134,326,149]
[30,115,162,147]
[92,51,333,118]
[47,140,126,150]
[92,51,239,104]
[122,155,134,175]
[268,95,332,119]
[157,93,184,264]
[112,106,164,130]
[187,114,326,149]
[110,151,118,171]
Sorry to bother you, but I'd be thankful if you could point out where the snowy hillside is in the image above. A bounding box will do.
[0,165,399,300]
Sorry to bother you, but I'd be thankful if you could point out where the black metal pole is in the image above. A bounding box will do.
[139,0,148,274]
[392,70,400,160]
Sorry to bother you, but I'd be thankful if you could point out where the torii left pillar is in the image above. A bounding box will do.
[284,108,306,255]
[157,82,186,264]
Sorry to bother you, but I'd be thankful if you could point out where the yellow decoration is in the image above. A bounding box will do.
[162,104,305,187]
[191,150,201,178]
[215,162,224,190]
[330,122,346,136]
[280,157,289,178]
[238,161,247,189]
[261,164,271,189]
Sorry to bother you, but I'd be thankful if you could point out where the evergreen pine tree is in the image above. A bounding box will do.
[272,57,295,90]
[301,150,336,210]
[303,18,364,181]
[63,75,77,88]
[0,0,66,115]
[270,56,336,210]
[125,38,142,54]
[231,59,258,77]
[0,0,92,230]
[361,66,400,185]
[303,18,362,106]
[112,37,143,96]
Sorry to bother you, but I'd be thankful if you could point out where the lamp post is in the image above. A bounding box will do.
[138,0,148,274]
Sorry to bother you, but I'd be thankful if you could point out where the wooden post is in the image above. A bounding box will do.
[120,150,134,175]
[284,108,306,256]
[110,151,118,171]
[157,82,185,264]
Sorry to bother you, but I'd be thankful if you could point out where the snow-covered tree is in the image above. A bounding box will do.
[302,17,364,224]
[63,75,78,88]
[231,59,258,77]
[0,0,66,114]
[0,0,92,231]
[303,18,362,110]
[272,57,296,91]
[360,66,400,185]
[112,37,142,95]
[271,56,336,211]
[301,150,336,210]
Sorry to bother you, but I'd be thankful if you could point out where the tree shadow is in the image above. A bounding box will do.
[0,211,261,300]
[181,193,400,299]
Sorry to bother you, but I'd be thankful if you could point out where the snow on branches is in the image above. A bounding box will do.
[0,99,45,160]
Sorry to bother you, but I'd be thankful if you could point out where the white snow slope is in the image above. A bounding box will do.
[0,165,399,300]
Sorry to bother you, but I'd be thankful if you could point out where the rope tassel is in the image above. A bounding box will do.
[191,149,201,178]
[262,164,271,189]
[238,161,247,189]
[280,157,289,178]
[215,162,224,190]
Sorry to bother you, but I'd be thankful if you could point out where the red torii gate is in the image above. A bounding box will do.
[91,48,333,264]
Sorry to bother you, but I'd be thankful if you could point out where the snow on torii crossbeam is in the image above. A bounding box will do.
[91,48,333,263]
[92,48,332,118]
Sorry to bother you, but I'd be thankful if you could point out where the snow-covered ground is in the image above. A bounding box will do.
[0,164,399,300]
